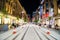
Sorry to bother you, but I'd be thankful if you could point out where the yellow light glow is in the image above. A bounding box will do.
[58,8,60,14]
[58,19,60,26]
[0,19,1,24]
[4,18,10,24]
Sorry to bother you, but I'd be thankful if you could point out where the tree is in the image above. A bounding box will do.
[49,17,51,20]
[34,19,38,23]
[24,17,27,22]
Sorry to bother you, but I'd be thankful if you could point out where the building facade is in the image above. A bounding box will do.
[44,0,60,27]
[37,0,60,27]
[0,0,28,24]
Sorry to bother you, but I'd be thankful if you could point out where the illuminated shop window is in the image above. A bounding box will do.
[0,16,1,24]
[58,8,60,14]
[0,19,1,24]
[4,18,10,24]
[58,19,60,26]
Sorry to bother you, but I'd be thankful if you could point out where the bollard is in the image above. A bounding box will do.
[13,28,16,34]
[46,31,50,35]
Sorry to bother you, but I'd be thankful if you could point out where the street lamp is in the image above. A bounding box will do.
[22,10,25,13]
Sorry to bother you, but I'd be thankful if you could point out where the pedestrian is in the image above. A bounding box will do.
[39,24,41,26]
[12,23,16,28]
[49,24,51,28]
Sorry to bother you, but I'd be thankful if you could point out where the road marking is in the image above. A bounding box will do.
[4,27,23,40]
[40,28,57,40]
[33,27,42,40]
[20,27,29,40]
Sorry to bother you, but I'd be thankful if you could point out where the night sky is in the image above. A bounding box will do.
[19,0,40,18]
[19,0,60,18]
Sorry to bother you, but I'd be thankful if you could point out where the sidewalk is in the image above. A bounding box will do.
[40,27,60,40]
[41,27,60,35]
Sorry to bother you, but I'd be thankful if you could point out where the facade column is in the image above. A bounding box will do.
[53,0,58,16]
[44,0,46,13]
[48,0,51,12]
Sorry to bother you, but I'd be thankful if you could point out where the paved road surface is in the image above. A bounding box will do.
[23,27,40,40]
[0,24,60,40]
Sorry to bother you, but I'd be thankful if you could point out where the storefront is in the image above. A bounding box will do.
[0,12,4,24]
[55,17,60,26]
[0,15,2,24]
[0,12,20,30]
[55,7,60,27]
[57,19,60,26]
